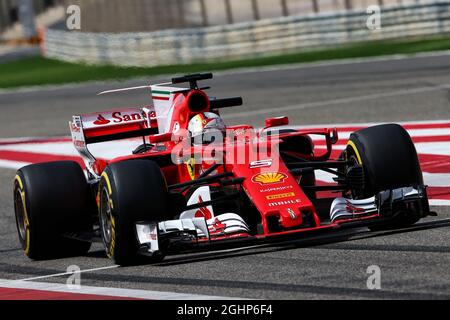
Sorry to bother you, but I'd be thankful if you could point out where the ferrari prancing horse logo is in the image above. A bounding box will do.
[186,157,196,180]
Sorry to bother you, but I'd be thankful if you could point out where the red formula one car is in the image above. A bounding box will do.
[14,73,432,265]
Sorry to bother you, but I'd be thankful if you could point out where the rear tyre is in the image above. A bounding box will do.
[345,124,425,230]
[98,160,169,266]
[14,161,92,260]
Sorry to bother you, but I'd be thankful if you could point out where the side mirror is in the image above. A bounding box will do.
[265,116,289,128]
[330,128,339,145]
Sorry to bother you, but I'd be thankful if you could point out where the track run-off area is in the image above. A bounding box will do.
[0,53,449,299]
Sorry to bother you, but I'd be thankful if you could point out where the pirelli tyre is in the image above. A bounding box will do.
[345,124,424,229]
[13,161,92,260]
[98,160,169,266]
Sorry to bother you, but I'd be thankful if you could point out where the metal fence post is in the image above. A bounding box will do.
[344,0,353,10]
[251,0,260,21]
[312,0,319,13]
[0,0,7,31]
[19,0,37,38]
[224,0,233,24]
[35,0,44,14]
[2,0,15,29]
[199,0,208,26]
[281,0,289,17]
[176,0,186,28]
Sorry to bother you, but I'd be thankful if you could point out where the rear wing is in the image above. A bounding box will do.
[93,80,197,134]
[70,107,158,179]
[70,108,157,145]
[70,75,205,180]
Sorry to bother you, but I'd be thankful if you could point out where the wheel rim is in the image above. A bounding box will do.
[14,188,27,243]
[346,146,366,199]
[99,187,113,247]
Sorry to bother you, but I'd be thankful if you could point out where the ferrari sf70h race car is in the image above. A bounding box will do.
[14,73,432,265]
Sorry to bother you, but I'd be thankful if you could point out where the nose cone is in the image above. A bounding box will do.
[232,161,316,233]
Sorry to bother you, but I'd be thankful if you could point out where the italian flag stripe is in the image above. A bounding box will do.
[152,90,170,96]
[152,90,171,101]
[153,96,170,101]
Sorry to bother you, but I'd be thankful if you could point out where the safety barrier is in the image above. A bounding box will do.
[42,1,450,67]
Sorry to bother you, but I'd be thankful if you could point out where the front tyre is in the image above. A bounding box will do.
[98,160,169,266]
[346,124,426,229]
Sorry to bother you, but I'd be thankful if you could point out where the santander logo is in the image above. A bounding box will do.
[93,111,147,126]
[93,114,111,125]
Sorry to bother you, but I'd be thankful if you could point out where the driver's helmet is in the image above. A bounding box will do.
[188,112,226,145]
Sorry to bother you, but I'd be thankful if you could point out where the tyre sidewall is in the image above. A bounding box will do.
[14,161,92,259]
[99,160,169,265]
[348,124,423,198]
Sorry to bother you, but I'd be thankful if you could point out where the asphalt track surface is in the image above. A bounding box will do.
[0,54,450,299]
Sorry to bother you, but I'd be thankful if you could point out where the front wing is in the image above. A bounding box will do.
[135,186,429,257]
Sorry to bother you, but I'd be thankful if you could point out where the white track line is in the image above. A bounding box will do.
[18,265,119,282]
[16,244,270,282]
[0,279,239,300]
[224,84,450,119]
[0,159,31,170]
[429,199,450,206]
[216,50,450,77]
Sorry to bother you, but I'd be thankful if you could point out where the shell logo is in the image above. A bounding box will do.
[252,172,288,185]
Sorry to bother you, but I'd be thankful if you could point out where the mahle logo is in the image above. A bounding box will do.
[66,5,81,31]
